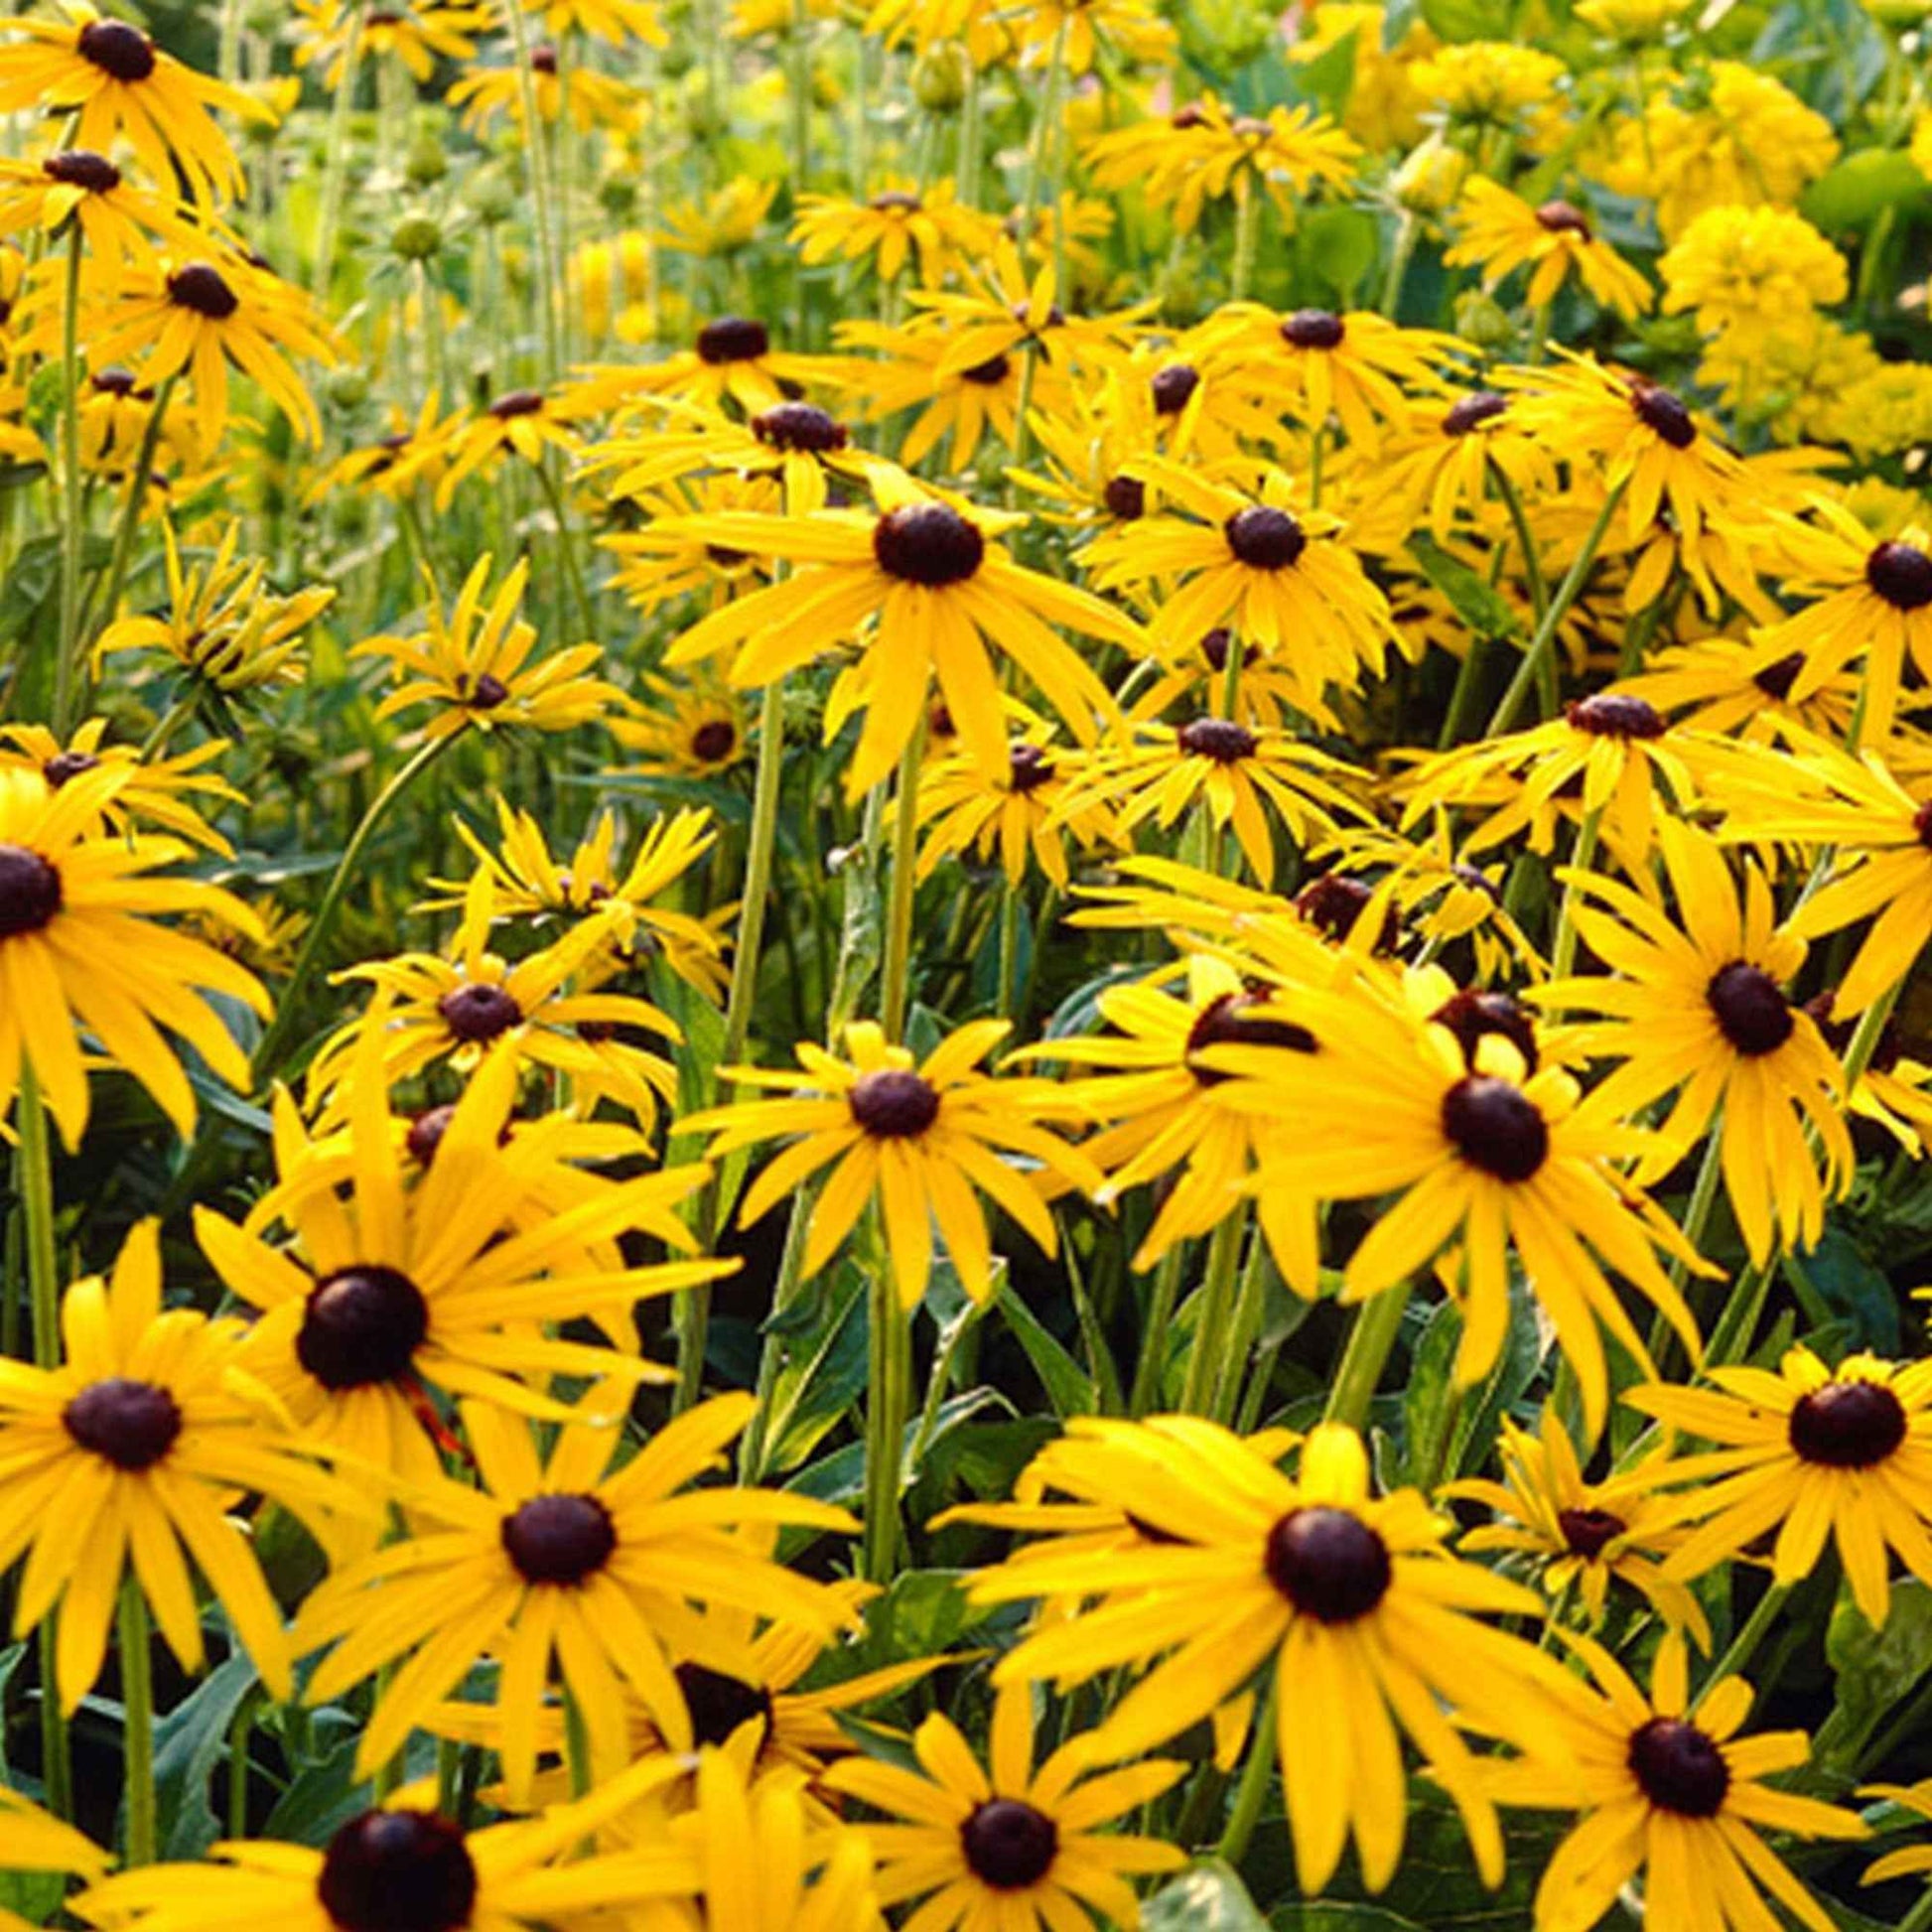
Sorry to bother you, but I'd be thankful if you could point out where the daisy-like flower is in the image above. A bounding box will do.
[353,554,627,743]
[1056,715,1369,886]
[0,3,265,208]
[1200,303,1464,449]
[421,799,729,1002]
[431,386,579,507]
[832,317,1035,471]
[76,360,205,481]
[1487,1632,1865,1932]
[1447,1412,1710,1644]
[1410,40,1568,135]
[1629,1346,1932,1630]
[682,1019,1101,1309]
[652,179,780,261]
[304,389,457,502]
[1714,735,1932,1018]
[972,1420,1576,1893]
[643,473,1138,799]
[1617,632,1861,743]
[71,252,336,446]
[1087,458,1392,698]
[790,178,995,284]
[197,1024,729,1487]
[1012,0,1174,69]
[93,519,331,694]
[0,1222,365,1712]
[0,762,266,1147]
[1533,818,1851,1265]
[68,1766,703,1932]
[0,720,240,855]
[1213,987,1709,1434]
[915,731,1115,890]
[1371,386,1560,542]
[590,314,841,417]
[291,0,490,85]
[448,46,641,134]
[599,471,782,616]
[1659,203,1848,350]
[609,669,752,781]
[292,1389,856,1798]
[823,1681,1184,1931]
[0,148,204,274]
[1444,181,1653,320]
[306,877,682,1130]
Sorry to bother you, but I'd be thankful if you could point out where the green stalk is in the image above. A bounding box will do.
[1323,1283,1409,1431]
[1489,456,1547,622]
[1548,805,1602,983]
[1017,15,1070,267]
[227,1692,257,1838]
[996,880,1020,1022]
[1229,174,1262,303]
[85,374,178,645]
[118,1578,157,1865]
[309,6,367,301]
[879,722,926,1043]
[1215,1675,1279,1865]
[862,1256,910,1585]
[958,58,982,207]
[1178,1211,1244,1414]
[16,1066,71,1823]
[249,732,457,1088]
[738,1176,817,1478]
[1897,1887,1932,1932]
[1129,1245,1185,1416]
[501,0,564,381]
[53,228,84,738]
[533,457,595,641]
[1485,479,1625,737]
[1692,1581,1791,1712]
[1379,208,1417,319]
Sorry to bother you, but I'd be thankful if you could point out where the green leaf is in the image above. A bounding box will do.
[1802,150,1930,232]
[1408,533,1525,645]
[759,1261,869,1474]
[1418,0,1511,38]
[1818,1578,1932,1774]
[1298,207,1380,307]
[999,1281,1098,1418]
[153,1650,259,1860]
[1144,1861,1273,1930]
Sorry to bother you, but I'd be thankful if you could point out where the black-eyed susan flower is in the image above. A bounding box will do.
[291,0,489,85]
[832,317,1036,470]
[198,1026,729,1487]
[595,314,842,417]
[916,730,1114,889]
[0,720,239,855]
[1444,181,1653,319]
[1629,1347,1932,1631]
[354,555,627,743]
[76,360,205,481]
[0,1222,364,1712]
[1485,1632,1865,1932]
[1372,386,1560,542]
[292,1388,856,1798]
[1618,632,1861,743]
[75,252,337,446]
[448,46,641,134]
[431,386,579,506]
[0,3,264,209]
[790,178,996,284]
[304,390,458,503]
[1447,1413,1709,1643]
[822,1680,1184,1931]
[609,668,752,781]
[599,471,783,616]
[1087,459,1392,695]
[1011,0,1174,69]
[645,473,1138,799]
[0,762,266,1147]
[0,148,203,274]
[1212,988,1709,1434]
[1533,818,1851,1265]
[972,1419,1576,1893]
[93,519,331,694]
[682,1020,1101,1309]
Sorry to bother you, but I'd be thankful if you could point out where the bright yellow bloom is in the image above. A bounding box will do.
[1659,204,1848,349]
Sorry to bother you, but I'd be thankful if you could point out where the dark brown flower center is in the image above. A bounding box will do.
[464,673,510,709]
[1443,390,1508,436]
[1558,1505,1625,1559]
[1865,540,1932,611]
[405,1105,457,1166]
[1629,382,1696,449]
[42,751,99,787]
[1175,716,1256,763]
[168,262,239,320]
[1171,101,1209,128]
[1200,627,1254,673]
[1917,799,1932,851]
[696,316,769,363]
[318,1810,478,1932]
[960,352,1011,385]
[1296,871,1396,951]
[1265,1506,1391,1621]
[1103,474,1146,520]
[1535,198,1591,238]
[1628,1719,1728,1817]
[1224,504,1306,570]
[691,719,737,761]
[1442,1074,1548,1182]
[296,1266,430,1390]
[500,1493,617,1585]
[91,365,140,396]
[77,18,156,80]
[752,401,848,453]
[1185,991,1312,1086]
[485,388,544,419]
[1706,961,1793,1057]
[64,1377,182,1471]
[43,149,122,194]
[674,1661,774,1746]
[847,1067,940,1138]
[1431,988,1539,1074]
[1751,650,1803,700]
[1788,1379,1907,1468]
[438,983,522,1041]
[1567,692,1666,739]
[873,502,984,586]
[0,844,63,940]
[961,1799,1058,1889]
[1151,362,1199,414]
[530,42,558,70]
[1008,742,1055,792]
[1281,308,1345,349]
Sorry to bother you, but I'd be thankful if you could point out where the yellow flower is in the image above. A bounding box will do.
[1445,180,1653,320]
[1659,204,1848,349]
[790,177,997,284]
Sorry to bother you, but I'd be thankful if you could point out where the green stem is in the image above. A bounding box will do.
[563,1687,592,1799]
[1179,1212,1244,1414]
[227,1692,257,1838]
[53,227,84,738]
[879,721,925,1043]
[1324,1284,1409,1431]
[248,732,457,1088]
[1489,456,1547,622]
[1229,175,1262,302]
[739,1176,817,1478]
[1129,1245,1186,1416]
[533,457,595,640]
[1485,479,1625,737]
[118,1577,157,1865]
[1548,805,1602,984]
[1437,636,1487,752]
[996,880,1020,1022]
[1215,1675,1279,1865]
[1704,1256,1773,1367]
[958,58,982,207]
[862,1249,910,1585]
[501,0,564,380]
[1017,16,1070,264]
[138,694,197,760]
[1897,1886,1932,1932]
[309,6,366,301]
[1380,208,1418,319]
[85,375,178,646]
[1693,1582,1791,1711]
